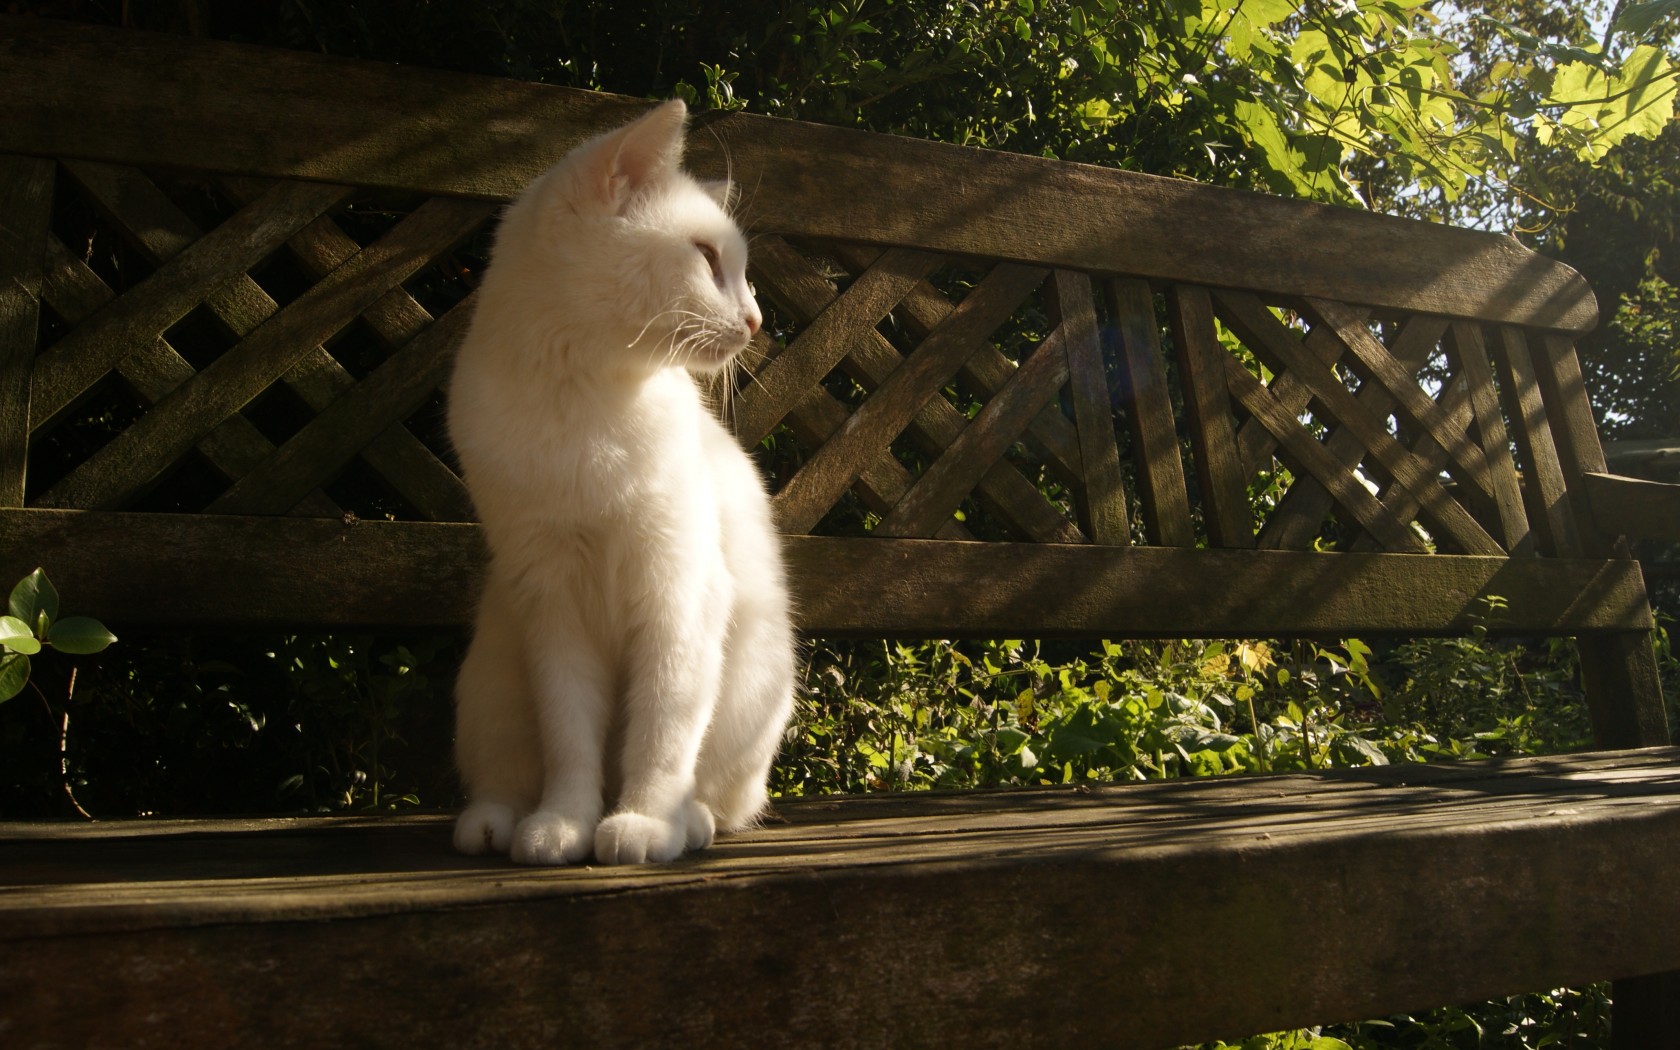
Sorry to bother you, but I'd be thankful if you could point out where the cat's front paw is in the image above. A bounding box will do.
[454,801,517,855]
[594,812,686,865]
[511,810,594,865]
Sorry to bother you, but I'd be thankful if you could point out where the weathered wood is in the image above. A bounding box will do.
[828,245,1085,488]
[65,157,472,533]
[1217,336,1427,553]
[39,237,344,519]
[1304,299,1494,511]
[1447,322,1532,552]
[1495,327,1578,557]
[35,196,494,510]
[0,19,1598,333]
[875,324,1072,538]
[1167,284,1253,548]
[733,245,942,447]
[1107,277,1195,545]
[1058,272,1131,544]
[1266,316,1462,552]
[1216,291,1501,556]
[774,380,972,541]
[28,178,355,432]
[749,240,1079,543]
[770,263,1048,535]
[4,749,1679,1050]
[207,295,475,516]
[218,176,474,521]
[0,155,52,505]
[0,508,1650,637]
[1583,473,1680,543]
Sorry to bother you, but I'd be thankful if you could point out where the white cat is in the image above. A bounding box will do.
[446,99,796,866]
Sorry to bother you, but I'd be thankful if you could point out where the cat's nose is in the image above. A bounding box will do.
[744,302,762,335]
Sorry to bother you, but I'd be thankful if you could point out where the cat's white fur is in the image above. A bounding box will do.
[447,100,795,866]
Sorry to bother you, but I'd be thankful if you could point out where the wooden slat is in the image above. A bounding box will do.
[775,382,971,541]
[1304,299,1494,507]
[207,295,476,516]
[0,18,1599,333]
[749,240,1076,543]
[4,751,1678,1049]
[1447,322,1531,552]
[1107,277,1195,546]
[28,178,356,431]
[1216,291,1502,555]
[1583,473,1680,543]
[1494,327,1578,557]
[218,176,474,521]
[1261,315,1453,551]
[39,237,343,519]
[0,155,53,505]
[829,244,1084,488]
[36,196,494,510]
[68,162,467,520]
[0,509,1650,636]
[1167,285,1252,548]
[875,325,1072,538]
[1221,356,1425,552]
[770,263,1049,535]
[732,245,943,447]
[1058,272,1131,545]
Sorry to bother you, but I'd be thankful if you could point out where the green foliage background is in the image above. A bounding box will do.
[3,1,1678,1046]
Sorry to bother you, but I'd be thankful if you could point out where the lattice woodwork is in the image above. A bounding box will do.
[5,155,1586,562]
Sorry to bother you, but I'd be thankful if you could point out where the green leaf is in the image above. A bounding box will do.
[0,614,41,655]
[0,651,30,702]
[47,616,118,655]
[9,568,58,634]
[1612,0,1680,37]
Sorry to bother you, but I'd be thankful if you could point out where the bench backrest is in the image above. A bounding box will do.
[0,17,1665,747]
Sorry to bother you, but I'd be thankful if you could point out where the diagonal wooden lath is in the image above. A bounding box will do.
[50,162,469,519]
[749,241,1080,542]
[873,297,1077,538]
[769,261,1050,535]
[35,193,494,510]
[29,177,355,432]
[1214,290,1502,555]
[40,236,343,518]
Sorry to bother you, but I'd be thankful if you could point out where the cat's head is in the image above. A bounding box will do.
[492,99,762,377]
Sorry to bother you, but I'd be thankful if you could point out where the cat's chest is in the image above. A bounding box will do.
[476,374,717,518]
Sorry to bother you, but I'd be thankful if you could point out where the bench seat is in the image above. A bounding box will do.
[7,748,1680,1049]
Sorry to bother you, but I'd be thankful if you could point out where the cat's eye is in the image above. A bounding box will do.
[695,242,723,282]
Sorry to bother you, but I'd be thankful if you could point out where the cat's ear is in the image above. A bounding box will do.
[699,179,738,210]
[591,99,689,214]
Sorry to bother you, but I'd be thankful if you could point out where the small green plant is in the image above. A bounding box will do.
[0,568,116,703]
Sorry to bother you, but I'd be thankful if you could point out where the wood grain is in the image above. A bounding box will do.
[1107,277,1194,545]
[1447,322,1531,552]
[207,294,475,516]
[0,508,1650,636]
[0,18,1598,332]
[1495,327,1578,557]
[748,241,1077,542]
[3,749,1678,1049]
[770,263,1048,534]
[1216,291,1500,555]
[874,324,1072,538]
[39,237,343,519]
[1059,272,1131,544]
[0,155,53,505]
[35,197,493,510]
[28,178,355,431]
[1168,284,1253,548]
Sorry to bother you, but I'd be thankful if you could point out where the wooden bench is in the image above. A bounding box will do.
[2,18,1677,1049]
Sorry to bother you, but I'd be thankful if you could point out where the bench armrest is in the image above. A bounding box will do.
[1584,472,1680,543]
